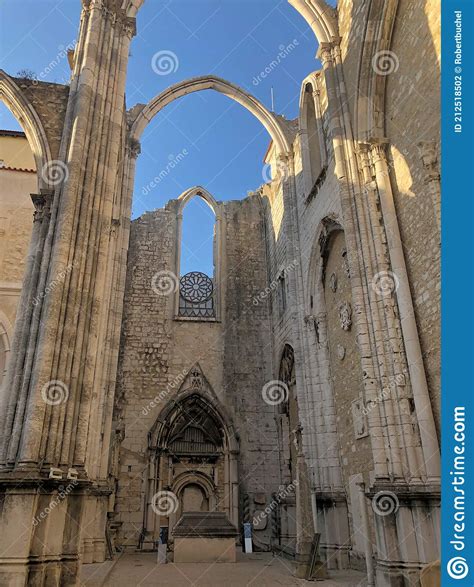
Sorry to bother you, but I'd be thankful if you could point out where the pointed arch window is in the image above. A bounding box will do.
[299,77,328,197]
[175,188,221,320]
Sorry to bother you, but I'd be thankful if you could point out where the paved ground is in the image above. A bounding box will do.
[80,552,368,587]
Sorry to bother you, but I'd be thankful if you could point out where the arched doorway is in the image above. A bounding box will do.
[180,483,209,513]
[142,365,239,549]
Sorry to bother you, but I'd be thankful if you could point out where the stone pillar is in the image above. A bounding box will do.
[369,140,440,482]
[0,2,136,583]
[279,158,318,571]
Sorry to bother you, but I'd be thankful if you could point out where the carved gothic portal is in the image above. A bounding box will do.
[141,367,239,549]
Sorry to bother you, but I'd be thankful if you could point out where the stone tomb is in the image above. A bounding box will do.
[172,512,238,563]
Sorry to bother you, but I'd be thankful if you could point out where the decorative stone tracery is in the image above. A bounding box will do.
[0,1,441,584]
[141,365,239,548]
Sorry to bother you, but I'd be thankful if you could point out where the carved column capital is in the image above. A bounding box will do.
[317,43,334,66]
[82,1,137,37]
[356,141,371,155]
[356,141,371,165]
[275,151,293,182]
[368,138,389,165]
[30,190,53,223]
[128,138,141,159]
[330,38,343,59]
[304,314,316,326]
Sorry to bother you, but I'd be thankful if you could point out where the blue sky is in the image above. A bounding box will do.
[0,0,321,275]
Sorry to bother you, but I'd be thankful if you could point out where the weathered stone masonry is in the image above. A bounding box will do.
[114,194,281,549]
[0,1,440,586]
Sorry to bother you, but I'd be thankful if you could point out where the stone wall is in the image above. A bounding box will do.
[14,78,69,160]
[221,196,281,514]
[115,194,281,548]
[0,2,441,583]
[384,0,441,435]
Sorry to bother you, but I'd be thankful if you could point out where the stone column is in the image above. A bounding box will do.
[369,140,440,482]
[0,2,136,583]
[0,189,53,464]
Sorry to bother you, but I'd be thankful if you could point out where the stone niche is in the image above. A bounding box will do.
[172,512,238,563]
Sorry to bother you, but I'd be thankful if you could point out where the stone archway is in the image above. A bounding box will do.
[129,75,292,157]
[287,0,338,45]
[298,72,327,195]
[125,0,338,47]
[172,471,218,518]
[0,70,52,190]
[181,483,208,512]
[353,0,399,142]
[142,365,239,548]
[175,187,223,320]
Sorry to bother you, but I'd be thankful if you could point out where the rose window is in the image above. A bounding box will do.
[178,271,214,318]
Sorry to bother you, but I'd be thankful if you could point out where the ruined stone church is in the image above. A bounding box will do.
[0,0,440,585]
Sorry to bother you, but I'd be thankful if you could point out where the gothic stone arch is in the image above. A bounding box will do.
[141,365,239,548]
[0,70,52,190]
[129,75,292,157]
[354,0,400,141]
[298,71,328,195]
[287,0,338,45]
[124,0,339,44]
[174,187,223,320]
[305,216,352,568]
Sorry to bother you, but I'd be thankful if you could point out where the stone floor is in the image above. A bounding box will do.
[80,552,368,586]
